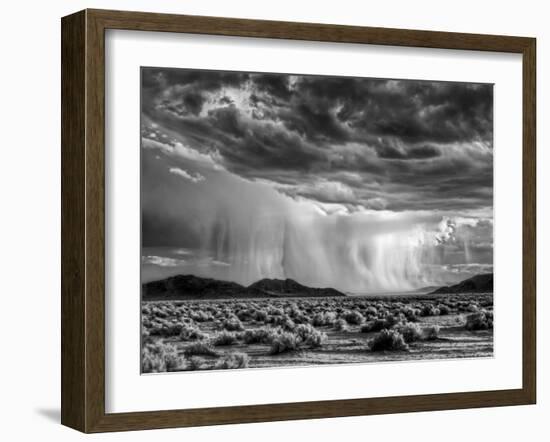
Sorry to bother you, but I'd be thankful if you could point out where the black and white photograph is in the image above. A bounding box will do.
[140,67,494,373]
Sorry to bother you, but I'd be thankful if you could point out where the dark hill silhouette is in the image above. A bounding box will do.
[430,273,493,294]
[249,278,345,297]
[142,275,346,300]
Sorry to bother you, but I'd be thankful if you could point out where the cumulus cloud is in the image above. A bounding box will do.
[142,137,223,171]
[168,167,205,183]
[142,255,186,267]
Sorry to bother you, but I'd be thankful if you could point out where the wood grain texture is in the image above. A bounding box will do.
[60,8,537,433]
[61,10,86,432]
[522,38,536,403]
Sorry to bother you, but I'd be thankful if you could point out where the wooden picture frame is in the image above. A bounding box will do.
[61,8,536,433]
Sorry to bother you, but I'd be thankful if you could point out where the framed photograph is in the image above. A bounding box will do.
[61,9,536,433]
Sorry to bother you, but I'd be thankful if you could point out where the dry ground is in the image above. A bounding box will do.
[141,293,493,373]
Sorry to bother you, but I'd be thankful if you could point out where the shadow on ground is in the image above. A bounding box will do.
[35,408,60,423]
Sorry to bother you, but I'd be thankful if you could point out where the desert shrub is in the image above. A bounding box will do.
[152,307,168,319]
[222,317,245,331]
[466,303,480,312]
[398,322,423,343]
[333,318,348,331]
[365,306,378,317]
[268,306,284,316]
[383,314,401,328]
[236,310,251,322]
[281,317,297,331]
[361,314,401,332]
[141,341,182,373]
[422,325,441,341]
[253,309,269,322]
[271,314,296,331]
[190,310,213,322]
[148,321,184,337]
[291,312,310,324]
[294,324,316,340]
[242,327,279,344]
[287,306,302,318]
[369,329,409,352]
[269,332,300,354]
[438,304,451,315]
[179,324,207,341]
[342,310,365,325]
[420,304,440,317]
[295,324,327,348]
[211,331,238,346]
[312,311,337,326]
[185,356,209,371]
[214,352,250,369]
[361,319,386,333]
[465,312,493,330]
[183,341,218,357]
[401,307,420,322]
[304,329,327,348]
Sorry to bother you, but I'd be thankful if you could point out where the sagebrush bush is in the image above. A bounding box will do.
[269,332,300,354]
[148,321,184,337]
[312,311,337,326]
[268,306,284,316]
[214,352,250,369]
[141,341,182,373]
[271,314,296,331]
[360,315,399,333]
[211,331,238,346]
[420,304,440,317]
[242,327,279,344]
[151,307,168,318]
[398,322,423,343]
[191,310,212,322]
[179,324,207,341]
[369,329,409,352]
[342,310,365,325]
[465,311,493,330]
[236,310,251,322]
[295,324,327,348]
[365,306,378,317]
[183,341,219,357]
[185,356,209,371]
[253,309,269,322]
[422,325,441,341]
[401,307,420,322]
[222,317,245,331]
[333,318,348,331]
[383,314,401,328]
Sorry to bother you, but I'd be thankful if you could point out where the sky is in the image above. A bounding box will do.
[141,67,493,293]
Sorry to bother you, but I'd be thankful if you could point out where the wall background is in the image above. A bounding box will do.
[0,1,546,440]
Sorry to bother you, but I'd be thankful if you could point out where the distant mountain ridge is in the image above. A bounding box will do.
[430,273,493,294]
[249,278,345,297]
[142,274,347,300]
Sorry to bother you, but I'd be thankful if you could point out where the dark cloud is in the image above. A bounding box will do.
[253,73,292,100]
[141,68,493,213]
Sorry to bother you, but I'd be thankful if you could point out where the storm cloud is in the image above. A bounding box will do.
[141,67,493,291]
